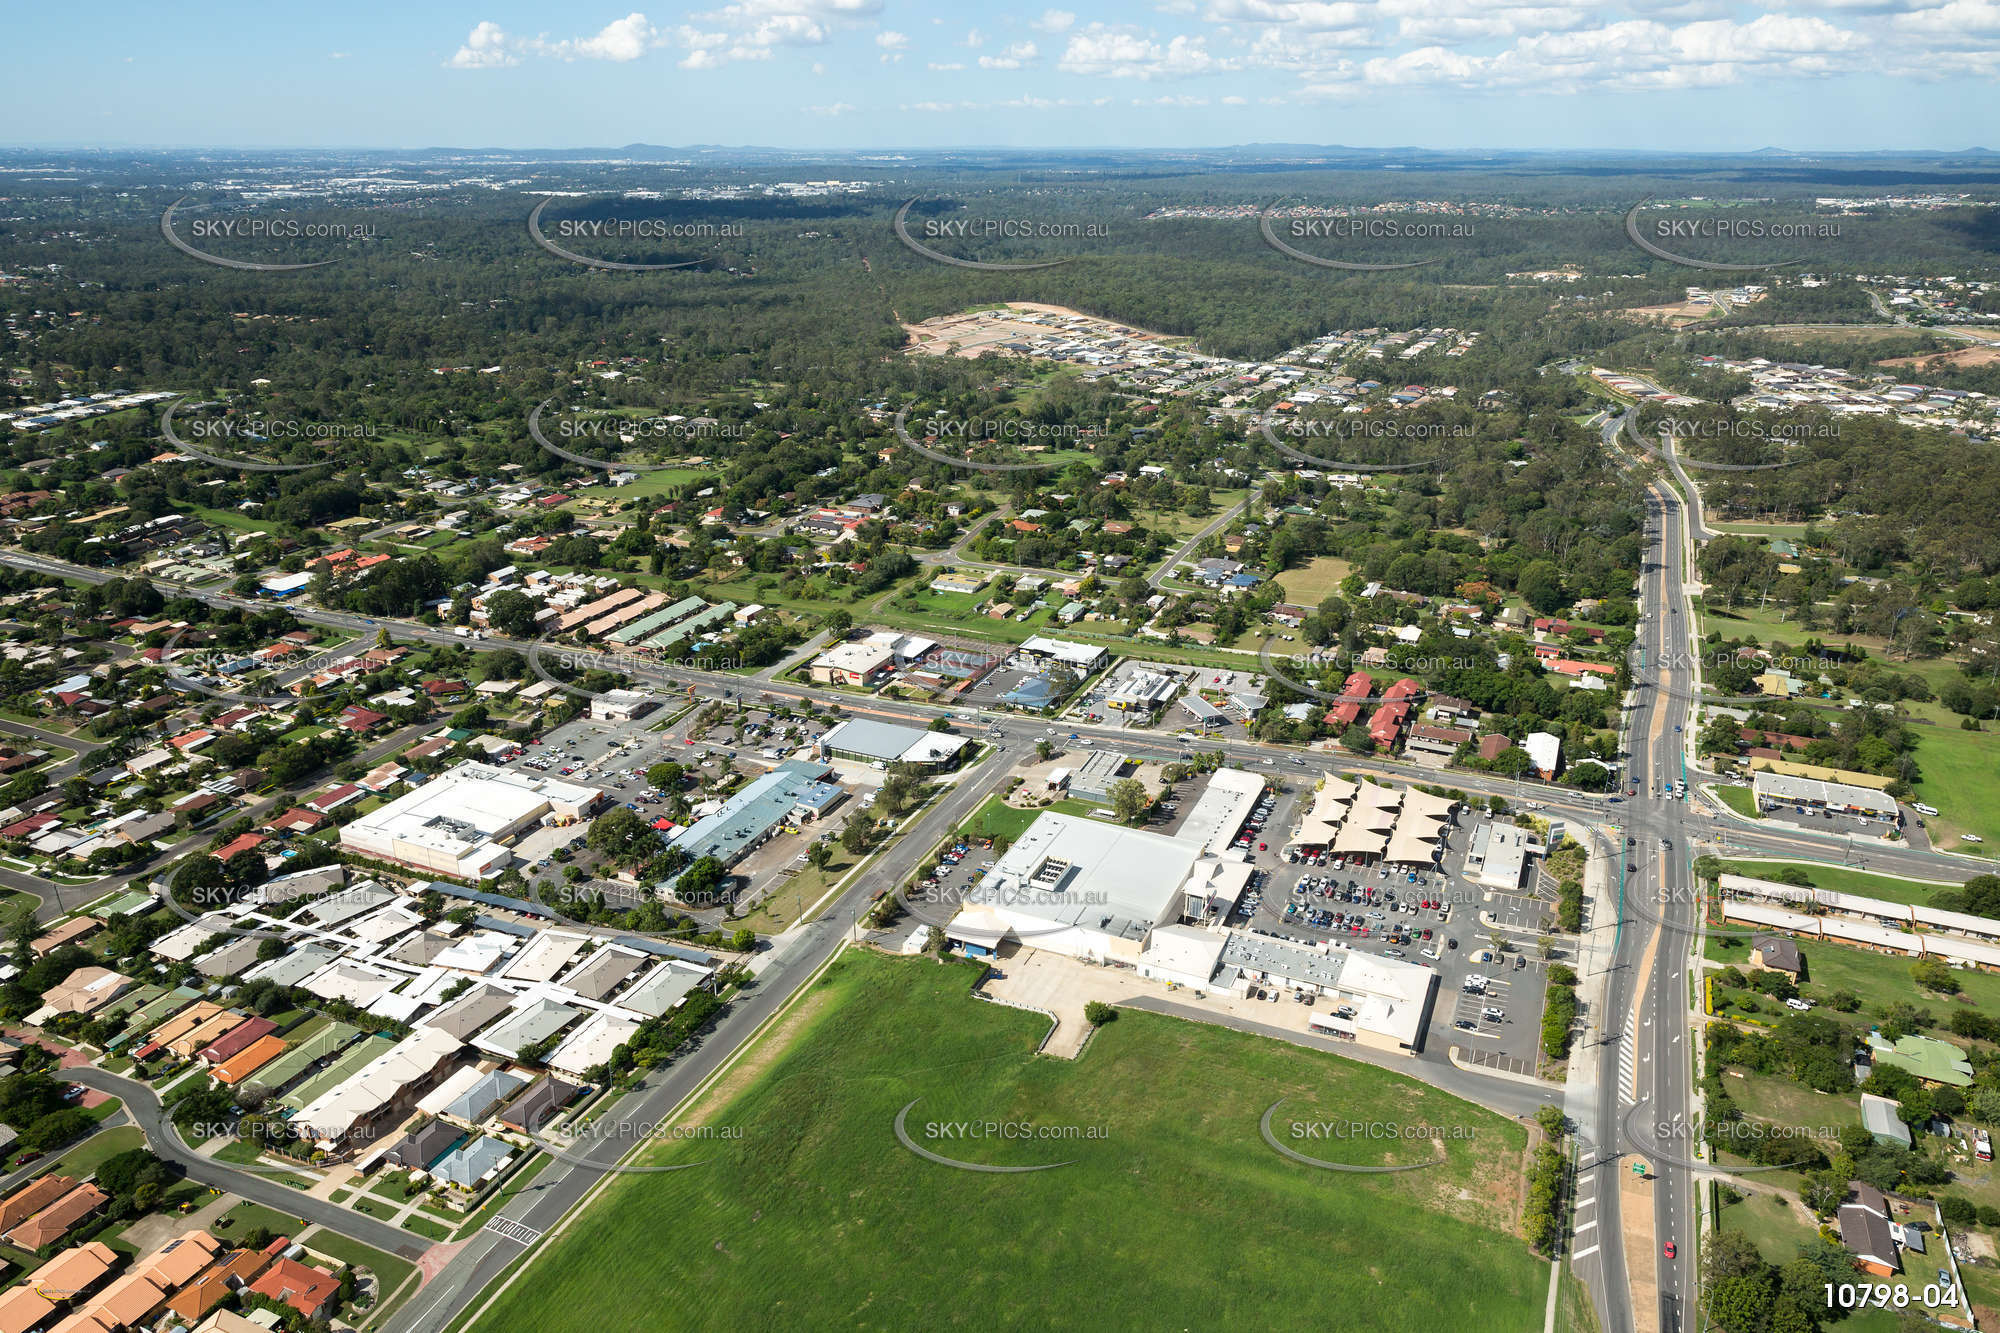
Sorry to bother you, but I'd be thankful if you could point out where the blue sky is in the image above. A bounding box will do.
[6,1,1994,152]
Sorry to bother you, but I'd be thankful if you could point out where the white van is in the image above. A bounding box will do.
[1912,802,1940,816]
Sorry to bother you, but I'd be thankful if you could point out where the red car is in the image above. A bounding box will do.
[1258,841,1267,851]
[1663,1242,1676,1259]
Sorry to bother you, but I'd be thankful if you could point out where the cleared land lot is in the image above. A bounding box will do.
[1272,555,1353,606]
[474,951,1545,1332]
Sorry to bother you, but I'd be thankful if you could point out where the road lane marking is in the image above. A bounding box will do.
[484,1216,544,1244]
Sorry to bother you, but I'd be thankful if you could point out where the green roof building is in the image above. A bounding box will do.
[1868,1031,1974,1087]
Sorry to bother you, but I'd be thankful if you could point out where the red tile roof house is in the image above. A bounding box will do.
[1322,671,1374,728]
[422,679,469,702]
[337,705,389,733]
[0,1175,82,1234]
[0,812,60,840]
[3,1181,108,1249]
[305,784,363,814]
[1532,616,1606,643]
[248,1248,343,1321]
[211,833,268,862]
[266,808,328,835]
[1476,734,1514,761]
[198,1016,278,1066]
[1368,701,1411,746]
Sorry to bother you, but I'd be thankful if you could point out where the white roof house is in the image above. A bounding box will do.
[548,1010,643,1078]
[1522,732,1561,777]
[291,1026,465,1146]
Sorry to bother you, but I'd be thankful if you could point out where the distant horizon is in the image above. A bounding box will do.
[4,141,1998,160]
[5,2,1992,156]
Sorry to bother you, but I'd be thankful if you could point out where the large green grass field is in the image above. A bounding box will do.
[1720,859,1961,904]
[1905,712,2000,855]
[473,951,1546,1332]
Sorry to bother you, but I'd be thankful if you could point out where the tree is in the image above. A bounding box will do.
[1518,560,1564,615]
[676,856,726,903]
[483,589,539,637]
[586,806,652,867]
[1084,1001,1117,1026]
[841,813,876,855]
[1911,955,1956,995]
[1034,738,1054,763]
[1075,766,1147,823]
[821,610,853,637]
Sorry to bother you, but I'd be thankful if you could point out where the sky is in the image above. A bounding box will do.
[5,0,1996,153]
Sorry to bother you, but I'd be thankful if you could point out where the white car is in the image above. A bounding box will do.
[1911,802,1940,816]
[1964,834,1986,844]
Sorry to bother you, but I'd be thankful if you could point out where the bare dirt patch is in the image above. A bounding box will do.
[1880,344,2000,373]
[1620,300,1721,329]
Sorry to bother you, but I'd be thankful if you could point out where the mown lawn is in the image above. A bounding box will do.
[1720,859,1958,905]
[1270,554,1354,605]
[1715,785,1761,819]
[473,951,1546,1333]
[1904,710,2000,855]
[48,1125,145,1178]
[954,793,1103,846]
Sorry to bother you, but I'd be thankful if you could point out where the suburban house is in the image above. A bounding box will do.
[1838,1182,1901,1276]
[1748,934,1803,978]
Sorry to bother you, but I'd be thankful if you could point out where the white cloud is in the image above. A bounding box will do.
[1032,8,1077,32]
[927,60,966,69]
[447,21,524,69]
[979,41,1040,68]
[876,29,908,48]
[809,101,856,115]
[1342,13,1864,92]
[1203,0,1372,30]
[564,13,667,61]
[1057,24,1231,77]
[448,13,681,67]
[1891,0,2000,32]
